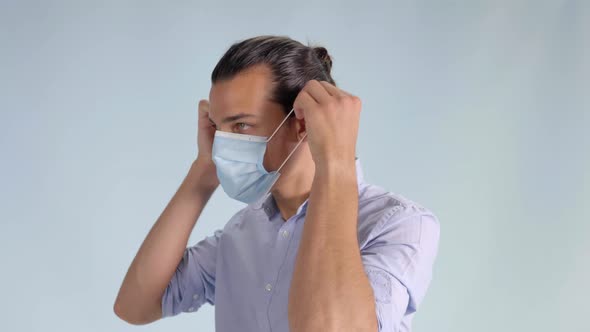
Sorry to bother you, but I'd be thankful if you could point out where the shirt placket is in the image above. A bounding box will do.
[262,210,299,331]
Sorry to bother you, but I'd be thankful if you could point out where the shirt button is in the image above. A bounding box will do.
[193,294,199,300]
[281,230,289,238]
[188,306,195,312]
[265,283,272,291]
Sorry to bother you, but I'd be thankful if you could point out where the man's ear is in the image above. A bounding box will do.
[293,116,306,140]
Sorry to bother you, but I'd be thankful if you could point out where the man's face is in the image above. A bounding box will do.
[208,64,302,174]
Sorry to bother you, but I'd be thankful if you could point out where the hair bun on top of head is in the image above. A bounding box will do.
[312,46,333,73]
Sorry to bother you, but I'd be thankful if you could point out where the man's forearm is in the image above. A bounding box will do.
[114,157,218,324]
[288,161,377,332]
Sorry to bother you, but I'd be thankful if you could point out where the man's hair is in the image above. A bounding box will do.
[211,35,336,115]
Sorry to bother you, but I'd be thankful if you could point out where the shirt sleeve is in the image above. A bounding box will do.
[361,210,440,332]
[161,228,223,318]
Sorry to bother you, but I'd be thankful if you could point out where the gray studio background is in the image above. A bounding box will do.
[1,1,588,331]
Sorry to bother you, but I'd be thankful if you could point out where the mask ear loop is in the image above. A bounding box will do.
[265,107,308,173]
[276,132,307,173]
[266,107,296,142]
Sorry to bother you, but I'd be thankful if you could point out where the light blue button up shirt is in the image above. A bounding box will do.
[161,159,440,331]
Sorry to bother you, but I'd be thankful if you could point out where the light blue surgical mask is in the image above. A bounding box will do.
[212,107,307,204]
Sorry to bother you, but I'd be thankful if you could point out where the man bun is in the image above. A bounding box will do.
[312,46,333,74]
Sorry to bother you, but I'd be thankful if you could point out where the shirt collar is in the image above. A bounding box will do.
[253,157,365,219]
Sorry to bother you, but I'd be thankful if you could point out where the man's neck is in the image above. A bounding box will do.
[271,161,315,221]
[273,191,310,221]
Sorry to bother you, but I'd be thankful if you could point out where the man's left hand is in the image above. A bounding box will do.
[293,80,362,168]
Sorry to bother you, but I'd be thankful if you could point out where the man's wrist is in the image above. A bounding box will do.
[189,157,219,193]
[313,157,357,183]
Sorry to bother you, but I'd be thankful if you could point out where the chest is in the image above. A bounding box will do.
[214,215,303,331]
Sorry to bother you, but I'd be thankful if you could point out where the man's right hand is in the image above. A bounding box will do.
[195,99,219,189]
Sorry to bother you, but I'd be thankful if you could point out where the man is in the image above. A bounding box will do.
[114,35,440,332]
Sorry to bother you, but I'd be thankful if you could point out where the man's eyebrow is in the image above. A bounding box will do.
[210,113,256,125]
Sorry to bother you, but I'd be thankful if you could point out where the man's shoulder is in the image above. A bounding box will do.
[219,204,257,231]
[358,182,434,218]
[218,198,281,238]
[357,182,439,249]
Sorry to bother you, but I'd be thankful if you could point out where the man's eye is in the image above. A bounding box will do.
[236,123,250,130]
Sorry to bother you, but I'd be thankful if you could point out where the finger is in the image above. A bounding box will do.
[304,79,332,105]
[318,81,346,97]
[324,82,354,98]
[198,99,210,116]
[197,100,214,130]
[293,89,317,120]
[319,82,361,109]
[198,99,210,109]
